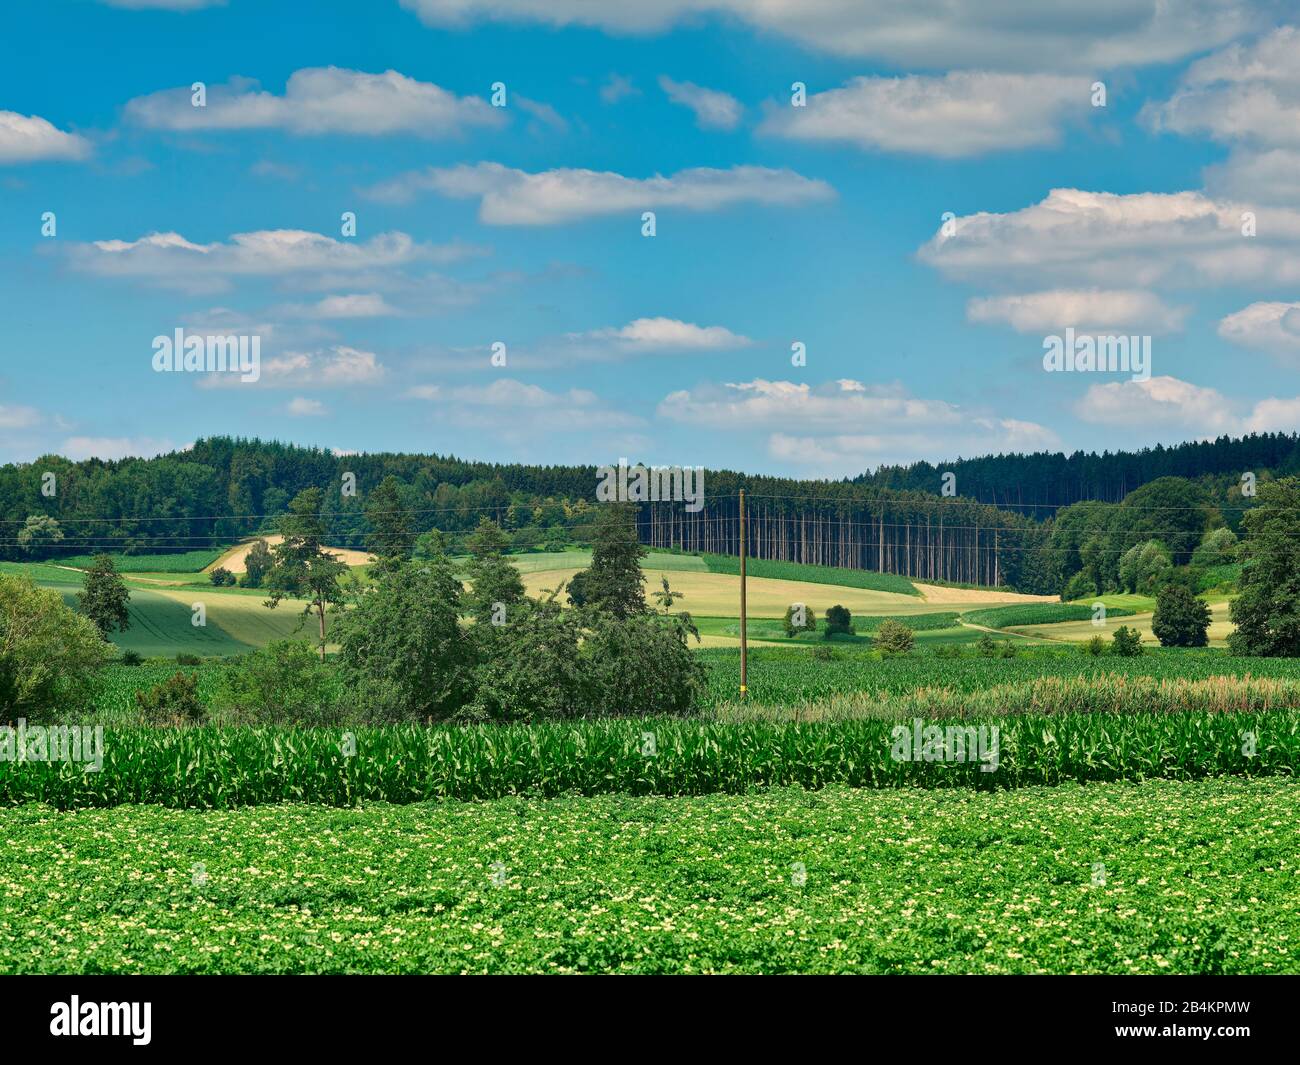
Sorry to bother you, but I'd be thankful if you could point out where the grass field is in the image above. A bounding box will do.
[2,778,1295,973]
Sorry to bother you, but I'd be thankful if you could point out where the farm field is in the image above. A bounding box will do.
[1016,598,1234,646]
[2,778,1295,974]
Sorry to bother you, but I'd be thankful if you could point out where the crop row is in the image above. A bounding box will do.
[2,710,1296,808]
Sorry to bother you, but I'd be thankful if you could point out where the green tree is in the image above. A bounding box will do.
[364,475,415,572]
[579,611,705,717]
[570,503,646,619]
[463,517,525,625]
[1151,583,1211,647]
[77,554,131,636]
[214,640,339,725]
[1110,625,1144,656]
[824,604,853,637]
[265,488,348,660]
[465,595,588,722]
[1229,478,1300,656]
[1191,527,1238,568]
[874,619,914,655]
[209,566,236,587]
[1118,539,1172,594]
[0,574,112,722]
[782,603,817,637]
[17,514,64,558]
[135,671,206,726]
[333,556,471,721]
[241,538,273,588]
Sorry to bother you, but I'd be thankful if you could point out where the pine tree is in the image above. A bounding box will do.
[463,518,524,625]
[571,503,646,619]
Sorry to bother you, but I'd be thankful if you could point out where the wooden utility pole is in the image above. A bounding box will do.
[739,489,748,699]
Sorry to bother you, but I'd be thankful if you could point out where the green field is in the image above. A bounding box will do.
[59,548,229,573]
[2,778,1295,973]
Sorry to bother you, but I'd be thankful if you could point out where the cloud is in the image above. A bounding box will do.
[516,96,568,133]
[600,73,639,104]
[59,436,177,461]
[280,293,400,319]
[124,68,504,138]
[397,0,1268,71]
[286,397,328,416]
[0,111,91,165]
[1218,300,1300,358]
[407,377,643,432]
[760,73,1091,157]
[1144,26,1300,148]
[249,160,301,181]
[1074,375,1238,432]
[1074,373,1300,437]
[202,346,385,389]
[65,228,459,293]
[362,161,833,223]
[0,404,42,430]
[576,317,751,351]
[657,377,1059,472]
[918,187,1300,288]
[967,289,1187,334]
[659,76,742,130]
[1204,148,1300,205]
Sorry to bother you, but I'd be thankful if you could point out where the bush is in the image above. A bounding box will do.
[0,574,112,723]
[932,644,963,659]
[873,619,914,655]
[209,567,236,587]
[176,653,202,666]
[1111,626,1144,656]
[120,650,144,667]
[782,603,817,638]
[811,645,840,661]
[464,599,588,723]
[1151,584,1211,648]
[334,557,471,722]
[214,640,340,725]
[824,604,853,638]
[134,671,206,726]
[579,612,705,717]
[976,633,997,657]
[1060,571,1095,603]
[996,639,1018,658]
[1082,635,1106,656]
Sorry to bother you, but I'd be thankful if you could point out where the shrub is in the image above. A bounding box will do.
[579,612,705,717]
[1111,626,1144,656]
[1060,571,1095,603]
[0,574,112,723]
[176,653,202,666]
[932,644,963,659]
[214,640,340,726]
[824,604,853,638]
[976,633,997,657]
[873,619,914,655]
[134,671,206,726]
[1152,584,1212,648]
[120,650,144,667]
[997,639,1018,658]
[1082,635,1106,656]
[334,557,471,722]
[209,567,236,587]
[782,603,817,638]
[811,645,840,661]
[465,599,587,723]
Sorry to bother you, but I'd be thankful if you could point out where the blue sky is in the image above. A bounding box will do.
[2,0,1299,476]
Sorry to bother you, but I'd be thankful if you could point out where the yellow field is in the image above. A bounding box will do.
[1015,599,1235,646]
[521,565,1044,620]
[208,537,373,574]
